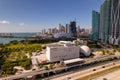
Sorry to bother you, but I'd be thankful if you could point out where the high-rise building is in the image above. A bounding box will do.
[58,24,65,33]
[58,24,62,33]
[48,28,52,34]
[65,24,70,33]
[109,0,120,45]
[99,0,112,43]
[52,28,58,34]
[41,28,46,34]
[69,21,77,37]
[76,26,81,37]
[92,10,100,40]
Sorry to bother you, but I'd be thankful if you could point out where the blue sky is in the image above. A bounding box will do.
[0,0,104,32]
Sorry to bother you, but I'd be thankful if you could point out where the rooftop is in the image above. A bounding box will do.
[64,58,84,64]
[47,41,76,48]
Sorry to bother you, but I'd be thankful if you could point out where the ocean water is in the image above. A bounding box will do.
[0,33,36,44]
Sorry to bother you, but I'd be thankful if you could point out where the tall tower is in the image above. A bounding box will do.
[99,0,112,43]
[92,10,100,40]
[65,24,70,33]
[110,0,120,45]
[69,21,77,37]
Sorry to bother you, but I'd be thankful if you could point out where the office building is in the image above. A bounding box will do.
[109,0,120,45]
[46,41,80,62]
[65,24,70,33]
[99,0,112,43]
[41,28,46,34]
[45,41,91,62]
[48,28,52,34]
[69,21,77,37]
[92,10,100,40]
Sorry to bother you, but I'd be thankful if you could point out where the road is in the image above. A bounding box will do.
[51,60,120,80]
[92,69,120,80]
[0,67,68,80]
[44,59,119,80]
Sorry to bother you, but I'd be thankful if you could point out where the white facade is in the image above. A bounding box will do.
[80,45,91,56]
[63,58,84,65]
[46,41,80,62]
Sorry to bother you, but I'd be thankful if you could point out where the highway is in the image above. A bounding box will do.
[43,55,120,79]
[43,58,119,80]
[0,66,68,80]
[92,69,120,80]
[51,60,120,80]
[0,55,120,80]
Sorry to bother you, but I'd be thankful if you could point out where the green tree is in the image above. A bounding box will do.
[102,50,105,55]
[18,59,31,70]
[113,49,116,53]
[44,65,49,70]
[38,63,43,68]
[49,64,54,69]
[1,62,16,75]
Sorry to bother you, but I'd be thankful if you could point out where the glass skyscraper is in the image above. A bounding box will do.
[92,10,100,40]
[69,21,77,37]
[92,0,120,45]
[109,0,120,45]
[99,0,111,43]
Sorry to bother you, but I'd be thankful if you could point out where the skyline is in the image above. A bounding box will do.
[0,0,104,32]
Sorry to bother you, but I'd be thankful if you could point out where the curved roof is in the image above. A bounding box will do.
[64,58,84,64]
[80,45,91,56]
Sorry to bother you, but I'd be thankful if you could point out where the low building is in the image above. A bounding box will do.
[53,33,72,38]
[46,41,80,62]
[63,58,85,66]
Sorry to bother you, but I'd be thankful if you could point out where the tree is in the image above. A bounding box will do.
[49,64,54,69]
[18,59,32,70]
[44,65,49,70]
[113,49,116,53]
[38,63,43,68]
[102,50,105,55]
[1,62,16,75]
[106,50,109,54]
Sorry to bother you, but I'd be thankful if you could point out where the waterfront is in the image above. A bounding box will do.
[0,33,36,44]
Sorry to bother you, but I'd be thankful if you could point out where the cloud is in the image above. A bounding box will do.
[19,23,27,26]
[0,20,10,24]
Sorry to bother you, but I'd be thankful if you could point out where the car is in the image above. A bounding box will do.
[93,69,96,71]
[103,78,107,80]
[113,63,115,65]
[102,66,105,68]
[20,69,23,71]
[67,77,71,79]
[32,69,36,71]
[18,71,22,74]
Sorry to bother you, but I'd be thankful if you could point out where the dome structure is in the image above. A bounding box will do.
[80,45,91,56]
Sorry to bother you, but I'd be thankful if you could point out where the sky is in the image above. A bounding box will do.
[0,0,104,33]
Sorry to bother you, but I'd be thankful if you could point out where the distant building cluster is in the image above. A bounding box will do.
[40,21,91,38]
[0,33,13,37]
[92,0,120,45]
